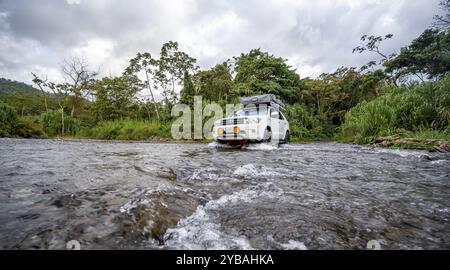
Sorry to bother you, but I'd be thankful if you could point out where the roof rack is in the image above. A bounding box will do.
[240,94,285,111]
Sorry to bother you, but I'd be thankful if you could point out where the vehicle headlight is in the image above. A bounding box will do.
[233,126,240,134]
[217,128,224,135]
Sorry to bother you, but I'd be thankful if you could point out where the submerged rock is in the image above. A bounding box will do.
[371,136,450,152]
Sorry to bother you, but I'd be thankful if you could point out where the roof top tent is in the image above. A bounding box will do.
[240,94,285,112]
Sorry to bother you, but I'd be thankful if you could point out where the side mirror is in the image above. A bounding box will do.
[271,111,279,118]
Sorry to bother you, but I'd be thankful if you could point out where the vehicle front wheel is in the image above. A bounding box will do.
[263,128,272,142]
[282,131,290,144]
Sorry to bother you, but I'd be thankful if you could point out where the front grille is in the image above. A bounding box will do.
[222,118,244,126]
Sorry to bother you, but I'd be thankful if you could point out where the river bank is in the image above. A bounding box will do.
[370,136,450,153]
[1,135,449,152]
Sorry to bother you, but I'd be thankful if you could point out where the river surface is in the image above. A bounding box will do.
[0,138,449,250]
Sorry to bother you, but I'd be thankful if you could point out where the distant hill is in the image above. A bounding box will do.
[0,78,42,96]
[0,78,60,115]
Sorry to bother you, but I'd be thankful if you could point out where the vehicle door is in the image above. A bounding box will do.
[279,111,288,138]
[270,108,282,141]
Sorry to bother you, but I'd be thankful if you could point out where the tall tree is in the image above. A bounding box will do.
[60,57,98,117]
[353,34,396,72]
[125,52,160,120]
[195,62,234,104]
[180,71,196,106]
[90,76,140,121]
[155,41,197,104]
[233,49,302,103]
[31,73,50,113]
[433,0,450,30]
[384,29,450,81]
[29,76,70,135]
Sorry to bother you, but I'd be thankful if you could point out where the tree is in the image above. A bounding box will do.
[60,57,98,117]
[297,67,385,127]
[31,73,50,113]
[125,52,160,120]
[194,62,234,104]
[0,101,18,137]
[32,80,70,135]
[433,0,450,30]
[353,34,396,72]
[384,29,450,81]
[31,58,96,135]
[358,69,387,98]
[155,41,197,104]
[300,78,328,117]
[179,71,196,106]
[300,68,361,126]
[30,74,68,135]
[233,49,302,103]
[90,76,140,121]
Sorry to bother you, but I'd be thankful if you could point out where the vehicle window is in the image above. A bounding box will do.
[279,112,285,120]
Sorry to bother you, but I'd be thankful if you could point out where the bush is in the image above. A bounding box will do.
[15,117,45,138]
[85,119,172,140]
[0,101,18,137]
[340,98,396,143]
[40,110,80,136]
[285,104,333,139]
[340,75,450,143]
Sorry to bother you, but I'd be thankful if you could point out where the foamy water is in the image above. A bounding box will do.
[0,139,449,250]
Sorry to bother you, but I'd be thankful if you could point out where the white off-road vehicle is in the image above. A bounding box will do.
[213,94,290,145]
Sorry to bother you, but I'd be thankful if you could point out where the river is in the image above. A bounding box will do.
[0,138,449,249]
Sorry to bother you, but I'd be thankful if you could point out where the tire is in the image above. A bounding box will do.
[263,128,272,142]
[282,131,290,144]
[217,139,228,145]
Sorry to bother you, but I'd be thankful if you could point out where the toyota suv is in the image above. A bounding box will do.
[213,94,290,145]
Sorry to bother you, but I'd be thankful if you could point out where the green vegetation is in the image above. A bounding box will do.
[340,76,450,143]
[40,110,80,137]
[0,101,18,137]
[285,104,330,140]
[80,119,171,141]
[0,101,46,138]
[15,117,45,138]
[0,3,449,149]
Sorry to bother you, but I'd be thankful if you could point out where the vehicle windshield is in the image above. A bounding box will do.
[233,108,268,117]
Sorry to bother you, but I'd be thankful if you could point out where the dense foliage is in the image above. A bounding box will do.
[384,29,450,81]
[40,110,80,136]
[0,20,449,144]
[80,119,171,140]
[341,75,450,143]
[0,101,18,137]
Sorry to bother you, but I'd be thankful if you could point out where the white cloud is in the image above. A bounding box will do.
[0,0,441,88]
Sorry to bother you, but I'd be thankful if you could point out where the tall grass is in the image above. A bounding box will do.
[0,101,46,138]
[15,116,45,138]
[285,104,333,139]
[340,75,450,143]
[40,110,80,136]
[0,101,18,137]
[80,119,172,140]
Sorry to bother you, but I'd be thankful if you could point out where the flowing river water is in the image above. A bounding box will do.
[0,138,449,250]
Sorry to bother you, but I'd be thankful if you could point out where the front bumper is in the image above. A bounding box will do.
[213,124,263,141]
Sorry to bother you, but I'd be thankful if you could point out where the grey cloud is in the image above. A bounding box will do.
[0,0,441,85]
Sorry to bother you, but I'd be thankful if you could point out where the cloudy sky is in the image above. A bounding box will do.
[0,0,442,86]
